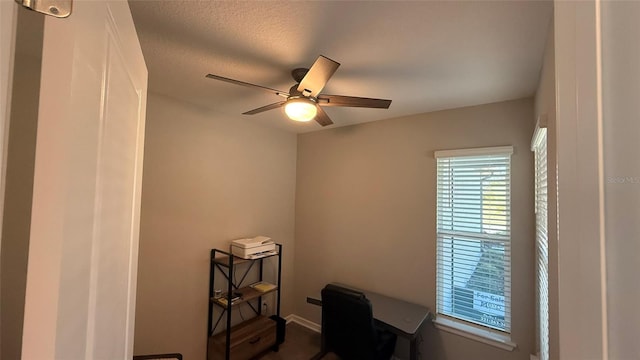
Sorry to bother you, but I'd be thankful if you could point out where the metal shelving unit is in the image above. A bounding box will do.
[207,244,282,360]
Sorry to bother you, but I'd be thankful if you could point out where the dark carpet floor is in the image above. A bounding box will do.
[257,322,339,360]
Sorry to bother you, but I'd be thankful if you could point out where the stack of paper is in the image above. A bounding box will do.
[250,282,277,292]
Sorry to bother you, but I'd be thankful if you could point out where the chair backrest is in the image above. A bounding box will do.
[321,284,377,359]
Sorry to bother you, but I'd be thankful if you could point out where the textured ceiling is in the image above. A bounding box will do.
[129,0,552,133]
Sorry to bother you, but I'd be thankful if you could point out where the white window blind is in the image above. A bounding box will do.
[533,129,549,360]
[436,147,512,333]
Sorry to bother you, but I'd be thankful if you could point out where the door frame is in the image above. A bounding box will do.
[0,0,19,258]
[554,0,608,358]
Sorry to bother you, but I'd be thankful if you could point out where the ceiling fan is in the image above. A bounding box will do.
[205,55,392,127]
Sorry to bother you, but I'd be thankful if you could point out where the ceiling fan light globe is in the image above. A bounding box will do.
[284,98,317,122]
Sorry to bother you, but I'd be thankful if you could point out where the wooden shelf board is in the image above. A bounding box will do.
[212,252,279,267]
[211,285,278,308]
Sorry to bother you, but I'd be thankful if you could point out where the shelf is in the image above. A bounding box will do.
[211,284,278,308]
[212,253,279,267]
[208,245,282,360]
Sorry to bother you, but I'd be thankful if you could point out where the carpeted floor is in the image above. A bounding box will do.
[257,322,339,360]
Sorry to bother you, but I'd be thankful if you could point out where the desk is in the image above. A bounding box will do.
[307,283,431,360]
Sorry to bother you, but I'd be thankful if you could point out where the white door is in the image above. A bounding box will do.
[21,1,147,359]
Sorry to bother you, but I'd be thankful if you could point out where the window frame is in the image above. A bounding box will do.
[434,146,516,350]
[532,122,549,360]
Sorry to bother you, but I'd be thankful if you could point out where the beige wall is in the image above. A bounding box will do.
[533,20,559,360]
[601,2,640,358]
[133,94,297,359]
[0,8,43,359]
[294,98,535,359]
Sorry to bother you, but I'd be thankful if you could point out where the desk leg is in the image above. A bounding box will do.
[410,337,417,360]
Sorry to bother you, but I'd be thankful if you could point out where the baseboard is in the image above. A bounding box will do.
[285,314,321,333]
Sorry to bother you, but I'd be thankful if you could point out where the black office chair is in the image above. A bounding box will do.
[316,284,397,360]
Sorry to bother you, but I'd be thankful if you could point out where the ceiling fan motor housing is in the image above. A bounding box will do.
[291,68,309,83]
[205,55,391,127]
[288,84,303,98]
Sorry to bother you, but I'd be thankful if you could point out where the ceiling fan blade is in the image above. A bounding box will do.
[317,94,392,109]
[206,74,289,97]
[297,56,340,98]
[314,105,334,127]
[242,101,286,115]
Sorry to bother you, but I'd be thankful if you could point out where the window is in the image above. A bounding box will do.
[435,146,512,333]
[532,127,549,360]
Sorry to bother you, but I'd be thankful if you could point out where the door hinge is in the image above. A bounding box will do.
[15,0,72,18]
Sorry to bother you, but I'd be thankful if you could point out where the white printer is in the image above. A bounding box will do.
[231,236,276,259]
